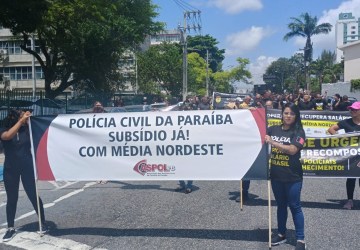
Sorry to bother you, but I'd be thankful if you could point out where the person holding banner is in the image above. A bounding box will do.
[265,103,306,250]
[0,109,47,242]
[328,101,360,210]
[93,101,108,184]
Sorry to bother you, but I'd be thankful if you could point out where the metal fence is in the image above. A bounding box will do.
[0,90,169,127]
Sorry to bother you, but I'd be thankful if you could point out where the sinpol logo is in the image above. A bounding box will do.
[133,159,175,176]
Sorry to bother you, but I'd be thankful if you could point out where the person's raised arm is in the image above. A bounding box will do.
[1,111,31,141]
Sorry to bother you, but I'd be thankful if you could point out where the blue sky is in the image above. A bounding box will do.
[152,0,360,88]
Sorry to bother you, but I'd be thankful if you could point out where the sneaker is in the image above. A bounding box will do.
[295,241,306,250]
[271,234,286,246]
[185,188,192,194]
[2,228,16,242]
[343,200,354,210]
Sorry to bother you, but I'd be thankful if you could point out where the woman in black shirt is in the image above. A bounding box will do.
[0,109,47,242]
[265,103,306,250]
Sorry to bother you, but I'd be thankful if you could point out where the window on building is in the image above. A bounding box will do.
[0,40,42,54]
[0,66,44,80]
[351,31,356,34]
[25,40,42,53]
[351,26,356,29]
[35,66,44,79]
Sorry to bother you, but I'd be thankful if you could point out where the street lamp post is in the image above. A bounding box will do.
[179,26,187,101]
[275,71,284,93]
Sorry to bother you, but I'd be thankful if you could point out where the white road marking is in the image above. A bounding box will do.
[48,181,79,190]
[0,182,106,249]
[1,182,98,226]
[0,228,107,250]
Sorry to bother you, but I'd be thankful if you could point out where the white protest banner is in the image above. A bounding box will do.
[30,109,267,181]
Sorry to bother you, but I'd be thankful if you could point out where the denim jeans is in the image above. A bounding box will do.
[271,180,304,241]
[179,180,193,189]
[242,180,250,197]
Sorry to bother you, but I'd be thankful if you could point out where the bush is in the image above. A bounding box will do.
[351,79,360,91]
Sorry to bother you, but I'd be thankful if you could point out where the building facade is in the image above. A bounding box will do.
[0,27,45,91]
[338,39,360,82]
[0,26,181,92]
[335,12,360,62]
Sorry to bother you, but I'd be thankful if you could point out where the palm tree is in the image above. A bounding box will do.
[284,13,332,91]
[284,13,332,63]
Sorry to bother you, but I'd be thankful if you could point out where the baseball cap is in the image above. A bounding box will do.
[347,101,360,110]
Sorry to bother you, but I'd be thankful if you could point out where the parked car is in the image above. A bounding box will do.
[123,104,151,112]
[1,98,65,116]
[159,102,183,111]
[75,107,127,114]
[75,105,150,114]
[149,102,169,111]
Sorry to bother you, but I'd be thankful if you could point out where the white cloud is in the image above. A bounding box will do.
[225,26,274,56]
[292,0,360,58]
[208,0,263,14]
[249,56,277,85]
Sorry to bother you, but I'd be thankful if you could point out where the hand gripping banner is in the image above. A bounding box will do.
[29,109,268,181]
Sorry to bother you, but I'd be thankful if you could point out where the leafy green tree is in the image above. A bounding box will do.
[187,52,212,96]
[137,42,183,96]
[284,13,332,63]
[265,55,306,93]
[187,35,225,72]
[0,0,162,98]
[0,0,48,34]
[213,71,232,93]
[229,58,252,83]
[212,57,251,93]
[310,50,343,86]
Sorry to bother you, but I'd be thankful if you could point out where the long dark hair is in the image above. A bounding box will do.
[281,103,303,131]
[3,109,21,128]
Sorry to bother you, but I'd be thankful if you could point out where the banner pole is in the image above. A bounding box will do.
[265,107,271,249]
[268,180,272,249]
[28,118,44,235]
[240,180,243,211]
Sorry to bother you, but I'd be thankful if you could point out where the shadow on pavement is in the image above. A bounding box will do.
[48,225,274,242]
[110,181,200,193]
[228,192,355,210]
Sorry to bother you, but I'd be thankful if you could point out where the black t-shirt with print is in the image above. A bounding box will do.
[268,125,306,182]
[338,118,360,133]
[313,99,327,111]
[298,100,314,110]
[337,119,360,175]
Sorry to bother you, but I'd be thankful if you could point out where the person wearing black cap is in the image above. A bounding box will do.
[328,101,360,209]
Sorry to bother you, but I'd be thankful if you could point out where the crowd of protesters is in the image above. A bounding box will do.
[217,89,354,111]
[169,88,354,112]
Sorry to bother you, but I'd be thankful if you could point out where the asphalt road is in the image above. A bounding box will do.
[0,178,359,250]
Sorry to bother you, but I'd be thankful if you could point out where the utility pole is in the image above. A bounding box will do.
[31,35,37,98]
[178,10,201,101]
[205,49,209,96]
[134,53,138,95]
